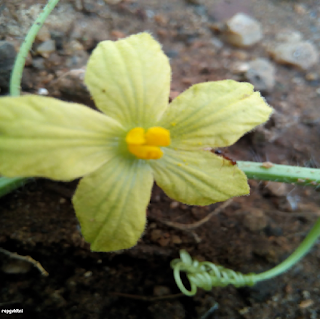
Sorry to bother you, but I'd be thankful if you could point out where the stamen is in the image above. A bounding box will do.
[126,126,170,159]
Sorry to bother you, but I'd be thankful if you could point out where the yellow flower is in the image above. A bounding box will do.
[0,33,272,252]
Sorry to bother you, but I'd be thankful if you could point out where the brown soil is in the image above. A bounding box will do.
[1,0,320,318]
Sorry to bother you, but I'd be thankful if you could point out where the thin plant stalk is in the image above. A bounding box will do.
[10,0,61,96]
[237,161,320,187]
[255,217,320,282]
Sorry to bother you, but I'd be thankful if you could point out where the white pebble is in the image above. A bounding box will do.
[269,41,318,70]
[37,88,49,95]
[224,13,263,47]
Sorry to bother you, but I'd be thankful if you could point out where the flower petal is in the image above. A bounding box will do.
[159,80,272,150]
[150,148,249,206]
[72,157,153,252]
[85,33,171,129]
[0,95,124,180]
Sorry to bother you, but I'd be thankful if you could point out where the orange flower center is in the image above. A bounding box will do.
[126,127,171,160]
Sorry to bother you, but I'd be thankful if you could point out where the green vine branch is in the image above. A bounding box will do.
[171,218,320,296]
[10,0,61,96]
[238,161,320,188]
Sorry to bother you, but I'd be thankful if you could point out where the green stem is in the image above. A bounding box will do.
[172,218,320,295]
[255,217,320,282]
[237,161,320,187]
[10,0,61,96]
[0,177,29,197]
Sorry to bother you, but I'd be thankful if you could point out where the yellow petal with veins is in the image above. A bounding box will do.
[150,148,249,205]
[73,156,153,252]
[85,33,171,128]
[0,95,123,180]
[159,80,272,151]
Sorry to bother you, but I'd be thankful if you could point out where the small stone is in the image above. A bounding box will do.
[66,51,89,68]
[2,259,32,274]
[150,229,162,242]
[37,88,49,95]
[264,181,288,197]
[305,72,318,81]
[158,237,170,247]
[243,209,268,232]
[154,14,168,26]
[231,50,249,60]
[64,40,85,55]
[153,285,171,297]
[36,40,56,58]
[211,37,224,49]
[239,307,250,315]
[70,17,109,50]
[170,201,179,209]
[36,25,51,42]
[157,29,167,39]
[231,61,249,74]
[245,58,276,91]
[145,9,155,19]
[269,41,318,70]
[275,29,303,43]
[49,289,67,308]
[50,68,90,102]
[171,235,182,244]
[84,271,92,277]
[32,57,45,70]
[110,30,126,39]
[293,4,307,15]
[224,13,263,47]
[0,41,16,90]
[299,299,314,309]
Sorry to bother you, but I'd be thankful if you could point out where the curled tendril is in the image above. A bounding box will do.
[171,250,257,296]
